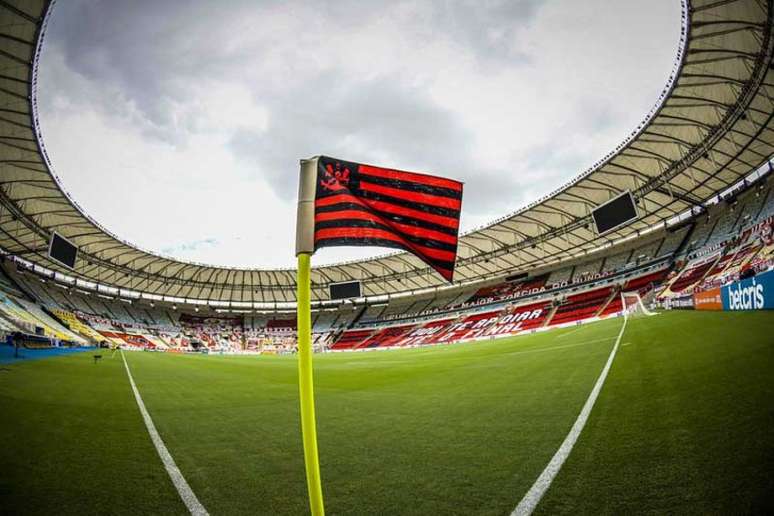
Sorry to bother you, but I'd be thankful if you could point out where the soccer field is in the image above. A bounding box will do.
[1,311,772,515]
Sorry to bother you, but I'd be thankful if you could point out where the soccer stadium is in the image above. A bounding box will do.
[1,0,773,514]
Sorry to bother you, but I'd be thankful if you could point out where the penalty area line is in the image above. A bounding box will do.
[121,350,209,515]
[511,314,629,516]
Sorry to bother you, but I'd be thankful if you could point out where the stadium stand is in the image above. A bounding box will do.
[50,309,103,343]
[624,269,669,294]
[357,325,417,349]
[0,0,768,358]
[657,181,774,298]
[330,329,374,350]
[397,318,456,347]
[0,171,771,354]
[665,255,719,294]
[546,267,573,288]
[311,311,339,331]
[0,237,755,353]
[549,287,613,326]
[633,240,660,262]
[571,259,604,283]
[431,310,503,344]
[358,304,389,324]
[467,279,527,304]
[658,225,692,258]
[601,251,630,274]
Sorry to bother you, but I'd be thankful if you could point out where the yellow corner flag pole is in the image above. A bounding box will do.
[296,157,325,515]
[297,252,324,515]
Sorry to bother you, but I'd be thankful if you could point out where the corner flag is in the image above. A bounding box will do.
[300,156,463,281]
[294,156,463,515]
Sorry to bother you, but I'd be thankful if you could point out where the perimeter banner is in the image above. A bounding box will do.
[720,269,774,311]
[694,287,722,311]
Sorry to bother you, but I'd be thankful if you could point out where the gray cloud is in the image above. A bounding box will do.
[425,0,542,64]
[45,0,546,215]
[44,0,544,142]
[37,0,681,266]
[227,72,512,214]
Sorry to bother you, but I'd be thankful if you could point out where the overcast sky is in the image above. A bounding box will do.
[38,0,682,268]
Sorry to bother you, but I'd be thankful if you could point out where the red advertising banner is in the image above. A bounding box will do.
[694,288,722,311]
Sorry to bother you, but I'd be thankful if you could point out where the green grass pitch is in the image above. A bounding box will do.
[1,311,772,514]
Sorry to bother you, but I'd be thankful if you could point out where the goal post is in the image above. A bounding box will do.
[621,291,655,317]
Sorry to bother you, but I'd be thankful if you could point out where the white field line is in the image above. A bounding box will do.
[511,314,629,516]
[121,351,209,515]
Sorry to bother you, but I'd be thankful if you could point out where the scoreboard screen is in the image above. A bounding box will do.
[329,281,361,300]
[48,232,78,269]
[592,191,638,235]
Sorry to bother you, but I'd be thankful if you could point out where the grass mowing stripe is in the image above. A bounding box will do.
[121,350,209,516]
[556,326,586,339]
[512,314,628,515]
[500,337,616,357]
[362,336,616,367]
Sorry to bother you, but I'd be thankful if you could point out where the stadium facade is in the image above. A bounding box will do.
[0,0,772,349]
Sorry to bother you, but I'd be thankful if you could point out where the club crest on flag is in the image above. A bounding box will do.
[320,161,351,192]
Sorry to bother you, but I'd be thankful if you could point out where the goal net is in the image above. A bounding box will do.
[621,291,655,318]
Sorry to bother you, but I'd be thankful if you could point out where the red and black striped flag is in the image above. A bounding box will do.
[297,156,463,281]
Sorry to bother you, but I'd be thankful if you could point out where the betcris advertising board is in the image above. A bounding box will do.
[721,269,774,311]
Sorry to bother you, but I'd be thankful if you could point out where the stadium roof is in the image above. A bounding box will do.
[0,0,772,306]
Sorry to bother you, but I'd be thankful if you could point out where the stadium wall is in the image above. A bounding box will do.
[692,269,774,311]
